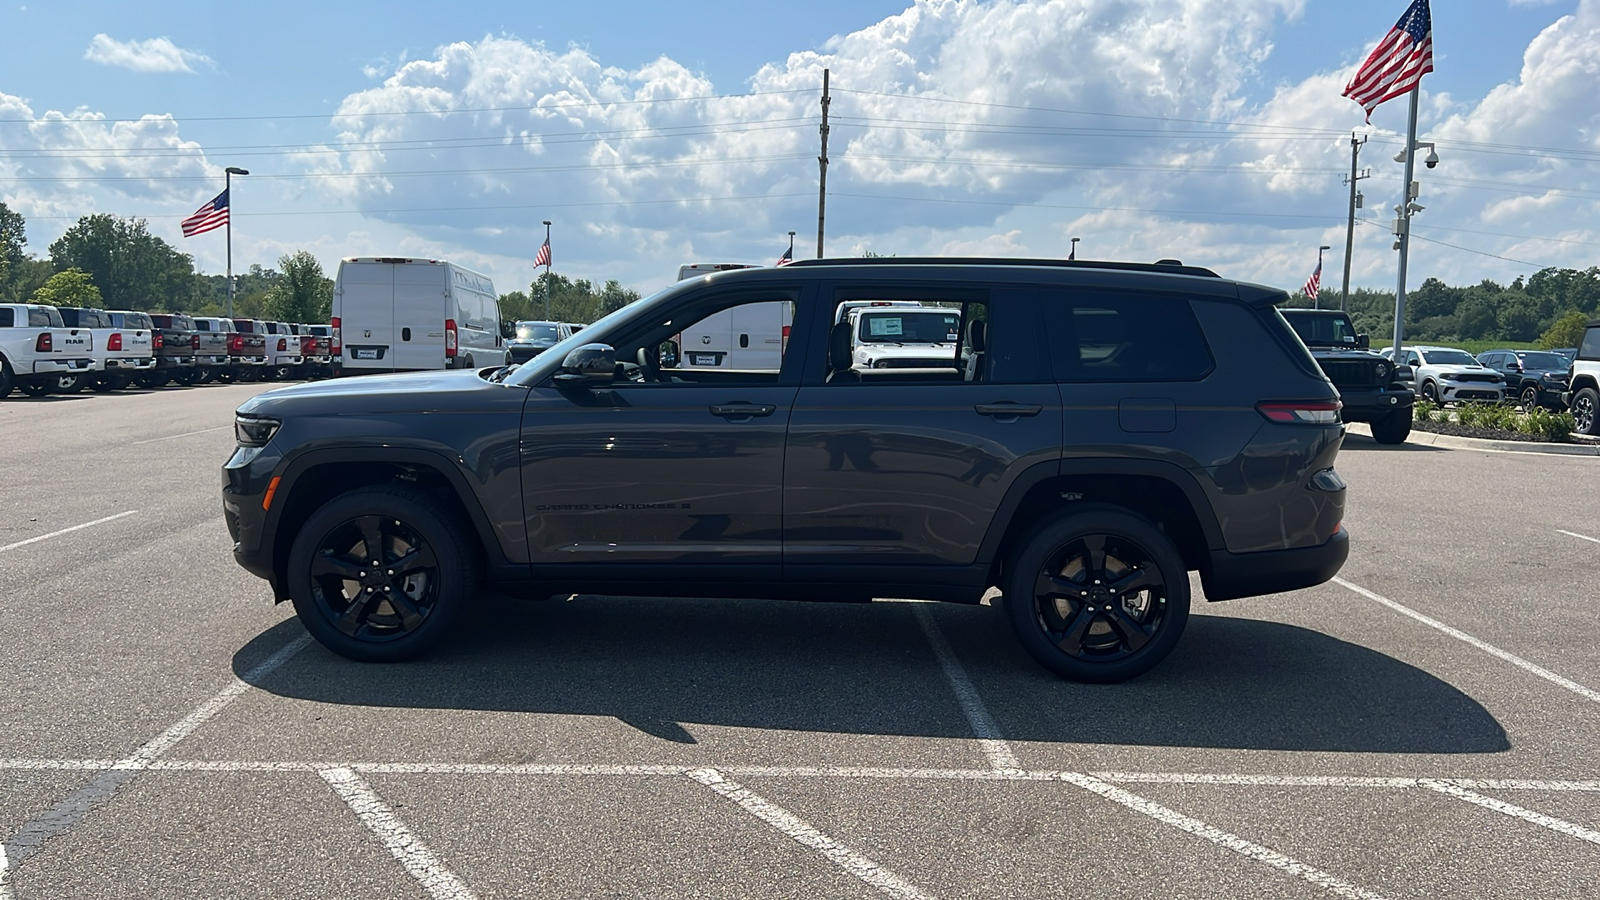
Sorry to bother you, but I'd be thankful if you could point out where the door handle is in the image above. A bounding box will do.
[710,403,777,418]
[975,403,1043,417]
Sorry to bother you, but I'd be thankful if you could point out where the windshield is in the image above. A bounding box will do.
[516,323,560,341]
[1284,312,1358,346]
[1422,349,1478,366]
[1517,352,1568,370]
[856,311,961,344]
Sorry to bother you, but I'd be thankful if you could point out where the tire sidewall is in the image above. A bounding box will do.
[1370,409,1412,444]
[287,487,475,662]
[1577,387,1600,436]
[1002,507,1191,683]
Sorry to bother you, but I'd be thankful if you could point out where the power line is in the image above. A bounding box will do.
[18,192,818,220]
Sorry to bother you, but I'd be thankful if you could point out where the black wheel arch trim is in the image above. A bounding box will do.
[974,457,1225,569]
[262,445,511,596]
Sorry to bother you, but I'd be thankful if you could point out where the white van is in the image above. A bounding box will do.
[670,263,788,371]
[332,257,504,374]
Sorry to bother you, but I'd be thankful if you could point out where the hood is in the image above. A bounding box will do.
[1427,363,1493,375]
[236,368,514,417]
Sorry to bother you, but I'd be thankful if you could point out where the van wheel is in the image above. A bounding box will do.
[1002,507,1190,683]
[288,486,477,662]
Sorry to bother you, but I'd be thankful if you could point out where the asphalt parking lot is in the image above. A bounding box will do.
[2,383,1598,900]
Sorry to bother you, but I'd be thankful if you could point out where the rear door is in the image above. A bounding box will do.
[341,263,397,370]
[392,263,443,371]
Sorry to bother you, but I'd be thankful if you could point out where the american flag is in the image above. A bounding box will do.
[1303,259,1323,301]
[775,246,793,266]
[180,189,229,238]
[534,238,551,267]
[1342,0,1434,121]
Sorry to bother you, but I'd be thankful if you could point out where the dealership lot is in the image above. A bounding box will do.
[2,384,1598,899]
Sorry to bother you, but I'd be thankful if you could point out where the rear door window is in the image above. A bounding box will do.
[1042,290,1214,382]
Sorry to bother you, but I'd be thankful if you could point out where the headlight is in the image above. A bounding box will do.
[1441,373,1461,381]
[1375,361,1389,379]
[235,414,281,447]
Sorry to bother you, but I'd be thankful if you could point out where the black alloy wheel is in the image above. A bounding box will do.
[1520,385,1540,410]
[288,486,475,661]
[1003,507,1189,683]
[1575,386,1600,436]
[1422,381,1441,405]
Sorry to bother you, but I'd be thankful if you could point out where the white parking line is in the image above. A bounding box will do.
[129,425,232,445]
[687,768,936,900]
[911,604,1019,771]
[1558,529,1600,545]
[1422,780,1600,847]
[0,511,137,554]
[1333,576,1600,705]
[914,607,1392,899]
[1061,772,1391,900]
[320,767,478,900]
[0,635,309,886]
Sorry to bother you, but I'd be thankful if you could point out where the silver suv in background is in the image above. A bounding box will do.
[1561,320,1600,435]
[1390,345,1505,405]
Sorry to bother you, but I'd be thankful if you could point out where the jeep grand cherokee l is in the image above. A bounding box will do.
[224,258,1348,683]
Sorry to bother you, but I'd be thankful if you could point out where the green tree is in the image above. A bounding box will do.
[1540,309,1590,349]
[31,267,103,307]
[261,251,333,324]
[49,214,200,311]
[0,201,25,298]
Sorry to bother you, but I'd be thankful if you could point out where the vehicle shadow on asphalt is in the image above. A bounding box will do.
[1339,434,1447,452]
[234,597,1508,754]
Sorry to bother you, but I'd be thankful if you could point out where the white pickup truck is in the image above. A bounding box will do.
[58,307,156,391]
[0,303,100,397]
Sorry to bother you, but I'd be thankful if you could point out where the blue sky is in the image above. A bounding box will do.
[1,0,1596,298]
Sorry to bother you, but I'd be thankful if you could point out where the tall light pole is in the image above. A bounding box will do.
[224,166,249,318]
[540,220,552,320]
[1314,245,1331,310]
[1340,133,1370,311]
[1070,237,1080,261]
[1389,87,1437,364]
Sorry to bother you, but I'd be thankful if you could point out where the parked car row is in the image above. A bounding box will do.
[0,302,335,398]
[506,320,584,363]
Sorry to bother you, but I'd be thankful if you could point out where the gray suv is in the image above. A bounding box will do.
[224,258,1349,683]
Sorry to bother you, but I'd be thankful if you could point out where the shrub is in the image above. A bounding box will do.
[1414,400,1438,423]
[1521,407,1575,441]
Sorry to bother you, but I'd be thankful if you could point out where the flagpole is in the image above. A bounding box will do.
[225,169,234,319]
[1390,87,1420,364]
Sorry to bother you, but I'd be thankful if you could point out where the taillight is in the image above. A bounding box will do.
[192,334,200,351]
[229,334,244,353]
[444,318,458,357]
[153,333,164,350]
[108,333,123,352]
[330,317,342,355]
[277,337,288,352]
[35,333,52,352]
[1257,400,1342,425]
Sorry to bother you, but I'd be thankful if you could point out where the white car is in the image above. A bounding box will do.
[1390,345,1506,405]
[845,305,963,370]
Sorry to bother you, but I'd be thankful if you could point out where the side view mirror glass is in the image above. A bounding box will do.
[659,339,680,369]
[553,343,616,388]
[1355,333,1369,349]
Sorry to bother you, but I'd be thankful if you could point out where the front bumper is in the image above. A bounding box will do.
[1201,526,1350,602]
[1335,384,1413,422]
[1437,381,1504,403]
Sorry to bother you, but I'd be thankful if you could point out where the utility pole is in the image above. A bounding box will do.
[816,68,830,259]
[1340,133,1370,311]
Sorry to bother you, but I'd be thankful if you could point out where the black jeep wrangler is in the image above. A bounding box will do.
[224,258,1349,683]
[1280,308,1413,444]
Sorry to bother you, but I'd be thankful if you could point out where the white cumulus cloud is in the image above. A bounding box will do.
[84,34,213,74]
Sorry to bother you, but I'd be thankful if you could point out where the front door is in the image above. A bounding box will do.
[519,287,811,572]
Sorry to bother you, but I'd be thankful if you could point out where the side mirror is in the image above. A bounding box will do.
[552,343,616,388]
[659,339,680,369]
[1355,333,1370,349]
[1507,362,1521,372]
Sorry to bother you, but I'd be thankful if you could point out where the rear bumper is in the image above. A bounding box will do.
[1200,526,1349,602]
[104,357,157,371]
[155,356,197,369]
[31,358,97,374]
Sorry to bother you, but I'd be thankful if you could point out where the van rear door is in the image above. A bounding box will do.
[392,263,443,370]
[340,263,396,369]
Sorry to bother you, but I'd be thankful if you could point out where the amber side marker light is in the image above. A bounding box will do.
[262,476,281,511]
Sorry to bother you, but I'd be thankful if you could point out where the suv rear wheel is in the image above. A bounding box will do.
[287,486,477,662]
[1575,386,1600,436]
[1002,507,1190,683]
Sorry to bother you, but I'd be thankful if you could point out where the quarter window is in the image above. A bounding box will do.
[1043,291,1213,382]
[1580,326,1600,361]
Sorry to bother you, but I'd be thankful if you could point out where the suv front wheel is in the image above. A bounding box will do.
[287,485,477,662]
[1002,507,1190,683]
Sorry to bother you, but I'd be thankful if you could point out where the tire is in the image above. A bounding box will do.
[1001,506,1190,683]
[52,373,83,394]
[216,368,235,383]
[1421,381,1441,405]
[1575,386,1600,437]
[0,358,13,398]
[89,375,116,393]
[19,379,51,397]
[1369,409,1412,444]
[198,369,217,384]
[287,485,478,662]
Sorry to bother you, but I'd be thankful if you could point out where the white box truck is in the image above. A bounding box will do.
[332,257,505,375]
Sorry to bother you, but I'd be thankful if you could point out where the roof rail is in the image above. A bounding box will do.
[783,256,1220,278]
